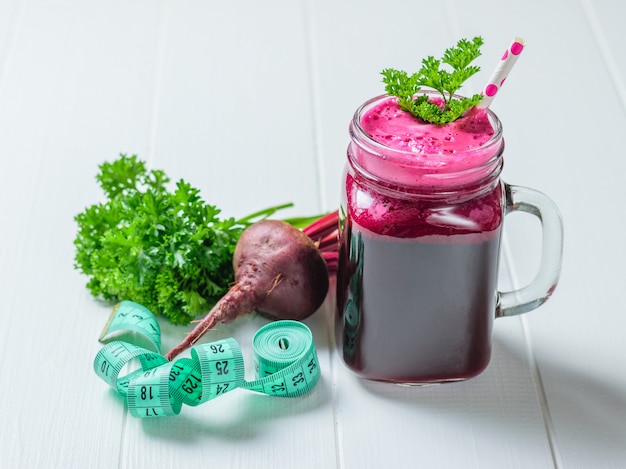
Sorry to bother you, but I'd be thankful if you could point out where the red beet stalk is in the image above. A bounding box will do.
[303,210,339,274]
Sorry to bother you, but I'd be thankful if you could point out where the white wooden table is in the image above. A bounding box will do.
[1,1,625,468]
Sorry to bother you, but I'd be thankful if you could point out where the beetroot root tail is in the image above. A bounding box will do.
[165,279,260,361]
[165,314,220,361]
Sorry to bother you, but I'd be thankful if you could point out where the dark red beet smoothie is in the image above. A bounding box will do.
[336,95,505,383]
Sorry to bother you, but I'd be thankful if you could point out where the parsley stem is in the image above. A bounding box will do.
[236,202,294,225]
[236,203,330,229]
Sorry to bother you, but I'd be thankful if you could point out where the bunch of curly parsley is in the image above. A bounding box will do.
[74,154,296,325]
[381,36,484,124]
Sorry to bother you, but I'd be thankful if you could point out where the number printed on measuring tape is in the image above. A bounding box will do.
[93,301,321,418]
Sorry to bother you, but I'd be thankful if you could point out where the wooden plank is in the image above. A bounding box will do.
[0,1,164,467]
[0,0,22,93]
[526,2,626,467]
[580,0,626,111]
[146,0,324,222]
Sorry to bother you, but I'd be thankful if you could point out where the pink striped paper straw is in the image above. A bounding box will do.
[477,37,526,108]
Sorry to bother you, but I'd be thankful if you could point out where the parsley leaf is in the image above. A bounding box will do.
[381,36,484,124]
[74,154,292,325]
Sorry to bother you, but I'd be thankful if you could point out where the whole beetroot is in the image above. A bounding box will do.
[166,219,329,360]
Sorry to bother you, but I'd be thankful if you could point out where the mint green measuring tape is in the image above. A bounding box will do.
[94,301,320,418]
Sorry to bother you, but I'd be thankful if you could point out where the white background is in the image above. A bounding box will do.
[1,1,624,468]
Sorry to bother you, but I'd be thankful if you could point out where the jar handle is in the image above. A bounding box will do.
[497,184,564,317]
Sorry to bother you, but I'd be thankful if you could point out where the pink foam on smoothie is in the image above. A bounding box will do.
[350,97,501,190]
[361,98,495,155]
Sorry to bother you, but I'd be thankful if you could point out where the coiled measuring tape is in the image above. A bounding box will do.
[94,301,320,418]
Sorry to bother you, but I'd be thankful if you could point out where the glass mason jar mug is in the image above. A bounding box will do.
[335,93,563,384]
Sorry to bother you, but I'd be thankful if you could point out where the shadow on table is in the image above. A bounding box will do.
[357,337,626,462]
[519,349,626,463]
[134,366,332,442]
